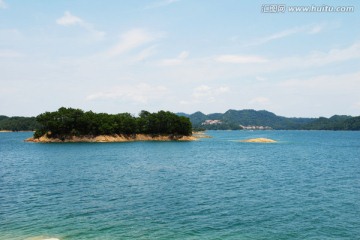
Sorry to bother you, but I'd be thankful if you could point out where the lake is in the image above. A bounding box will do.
[1,131,360,239]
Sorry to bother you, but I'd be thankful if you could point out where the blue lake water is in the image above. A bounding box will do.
[1,131,360,240]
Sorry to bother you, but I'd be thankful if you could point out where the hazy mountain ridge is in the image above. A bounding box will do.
[1,110,360,131]
[0,115,40,131]
[179,110,360,130]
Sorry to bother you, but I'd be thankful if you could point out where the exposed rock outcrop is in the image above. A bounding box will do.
[25,134,197,143]
[240,138,276,143]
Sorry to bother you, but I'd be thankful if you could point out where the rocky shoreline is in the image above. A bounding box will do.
[25,134,197,143]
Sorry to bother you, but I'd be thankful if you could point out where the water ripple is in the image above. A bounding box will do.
[1,131,360,239]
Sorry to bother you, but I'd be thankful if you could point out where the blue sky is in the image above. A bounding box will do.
[1,0,359,117]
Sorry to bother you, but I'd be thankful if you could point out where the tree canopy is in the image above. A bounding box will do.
[34,107,192,138]
[0,116,40,131]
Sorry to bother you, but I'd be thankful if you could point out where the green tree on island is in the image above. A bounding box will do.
[34,107,192,139]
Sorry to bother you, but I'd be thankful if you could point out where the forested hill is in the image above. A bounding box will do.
[0,115,40,131]
[180,109,360,130]
[2,109,360,132]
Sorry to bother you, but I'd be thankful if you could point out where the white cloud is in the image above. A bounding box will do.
[278,72,360,94]
[179,100,190,105]
[178,51,189,59]
[107,29,163,57]
[160,51,189,66]
[255,76,267,82]
[0,28,22,38]
[269,41,360,71]
[261,28,301,42]
[56,11,83,26]
[249,97,270,105]
[0,49,23,58]
[214,41,360,75]
[308,25,323,34]
[192,85,229,102]
[0,0,7,9]
[145,0,180,9]
[179,85,230,105]
[273,72,360,116]
[308,42,360,65]
[143,33,357,88]
[164,0,180,4]
[215,55,267,64]
[56,11,105,40]
[353,102,360,110]
[246,23,326,47]
[86,83,168,104]
[132,45,158,62]
[192,85,211,98]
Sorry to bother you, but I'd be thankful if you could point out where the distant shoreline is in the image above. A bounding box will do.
[25,134,197,143]
[0,130,34,132]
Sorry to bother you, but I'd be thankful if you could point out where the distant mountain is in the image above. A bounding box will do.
[176,112,190,117]
[303,115,353,130]
[0,116,40,131]
[178,110,360,130]
[188,111,208,126]
[2,109,360,132]
[0,115,8,121]
[342,116,360,130]
[221,109,313,129]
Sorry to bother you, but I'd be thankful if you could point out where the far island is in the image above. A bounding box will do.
[25,107,196,143]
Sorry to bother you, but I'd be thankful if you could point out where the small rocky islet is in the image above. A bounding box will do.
[240,138,277,143]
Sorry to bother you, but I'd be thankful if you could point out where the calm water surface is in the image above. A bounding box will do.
[1,131,360,239]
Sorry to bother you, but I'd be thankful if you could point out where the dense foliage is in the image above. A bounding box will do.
[302,115,352,130]
[2,109,360,133]
[342,116,360,130]
[0,116,40,131]
[33,107,192,138]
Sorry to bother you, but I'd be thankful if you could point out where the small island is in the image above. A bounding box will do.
[25,107,196,143]
[240,138,277,143]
